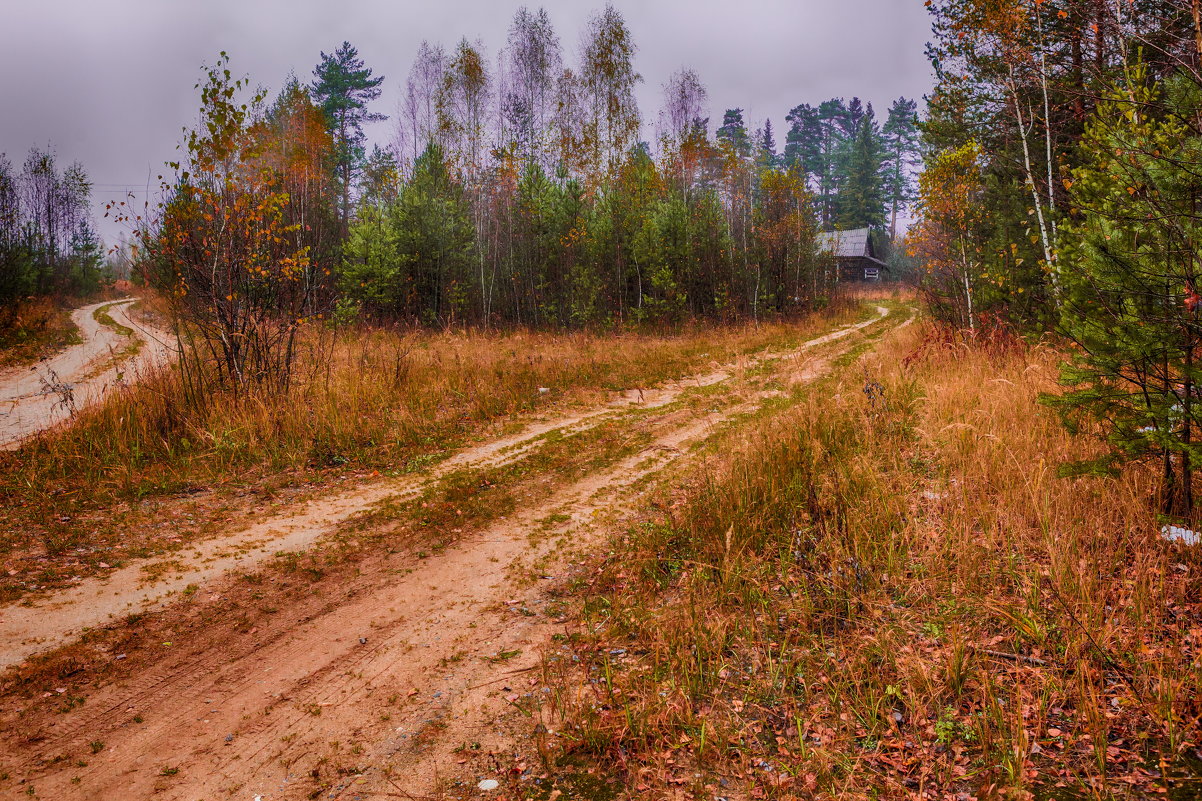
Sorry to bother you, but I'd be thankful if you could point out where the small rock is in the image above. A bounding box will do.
[478,779,500,791]
[359,637,367,644]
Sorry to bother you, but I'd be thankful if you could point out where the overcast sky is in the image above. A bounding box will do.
[1,0,935,244]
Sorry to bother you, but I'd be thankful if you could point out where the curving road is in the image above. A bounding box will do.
[0,298,176,449]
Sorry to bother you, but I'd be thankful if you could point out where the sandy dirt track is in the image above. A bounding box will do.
[0,299,175,449]
[0,304,904,801]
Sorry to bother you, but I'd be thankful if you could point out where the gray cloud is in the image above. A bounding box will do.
[0,0,934,244]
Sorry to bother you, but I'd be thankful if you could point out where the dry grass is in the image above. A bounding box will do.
[546,319,1202,799]
[0,297,82,368]
[0,300,862,575]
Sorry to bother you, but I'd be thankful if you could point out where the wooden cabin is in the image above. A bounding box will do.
[815,228,889,281]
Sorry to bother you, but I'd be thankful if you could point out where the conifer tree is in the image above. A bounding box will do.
[311,41,386,229]
[343,142,477,324]
[783,103,822,176]
[815,99,849,226]
[881,97,920,239]
[1048,72,1202,519]
[838,104,885,230]
[716,109,751,158]
[756,119,778,170]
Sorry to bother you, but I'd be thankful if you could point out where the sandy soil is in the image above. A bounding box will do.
[0,305,900,801]
[0,299,175,450]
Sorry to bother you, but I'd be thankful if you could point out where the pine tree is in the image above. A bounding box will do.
[881,97,920,240]
[66,219,104,294]
[837,104,885,230]
[311,41,386,229]
[843,97,864,138]
[783,103,821,175]
[815,99,849,226]
[343,142,476,323]
[716,109,750,158]
[1047,72,1202,520]
[397,142,478,323]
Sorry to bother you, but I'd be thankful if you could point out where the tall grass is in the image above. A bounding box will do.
[0,302,859,561]
[0,296,82,368]
[548,320,1202,798]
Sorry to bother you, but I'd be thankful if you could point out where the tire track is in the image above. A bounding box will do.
[0,304,902,801]
[0,306,889,670]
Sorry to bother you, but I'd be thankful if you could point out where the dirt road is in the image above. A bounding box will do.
[0,304,906,800]
[0,299,175,450]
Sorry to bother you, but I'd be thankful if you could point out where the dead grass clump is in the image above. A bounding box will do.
[0,297,82,368]
[549,319,1202,798]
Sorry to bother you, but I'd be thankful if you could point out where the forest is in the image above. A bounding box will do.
[89,8,919,338]
[916,0,1202,518]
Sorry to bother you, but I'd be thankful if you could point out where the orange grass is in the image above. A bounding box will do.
[0,296,82,368]
[0,300,861,560]
[546,319,1202,799]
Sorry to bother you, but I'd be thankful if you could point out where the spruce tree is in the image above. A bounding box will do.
[756,119,778,170]
[837,104,885,230]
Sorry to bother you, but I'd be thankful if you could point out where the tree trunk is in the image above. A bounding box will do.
[1184,342,1194,519]
[1193,0,1202,61]
[1008,67,1057,298]
[1071,27,1086,123]
[1033,3,1059,271]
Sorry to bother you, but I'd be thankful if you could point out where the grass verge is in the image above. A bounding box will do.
[0,297,82,369]
[91,303,134,338]
[543,317,1202,799]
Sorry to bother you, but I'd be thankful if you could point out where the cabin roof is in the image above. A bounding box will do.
[815,227,872,259]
